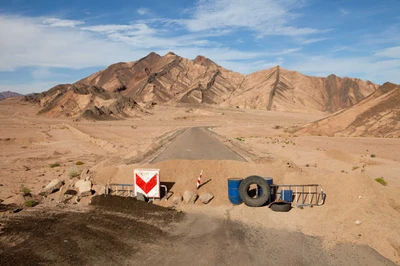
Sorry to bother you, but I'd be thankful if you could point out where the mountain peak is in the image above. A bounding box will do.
[193,55,217,67]
[0,91,22,100]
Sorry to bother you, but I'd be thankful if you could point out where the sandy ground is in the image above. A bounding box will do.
[1,97,400,264]
[1,197,394,266]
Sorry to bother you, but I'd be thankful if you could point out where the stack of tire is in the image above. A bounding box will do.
[230,175,291,212]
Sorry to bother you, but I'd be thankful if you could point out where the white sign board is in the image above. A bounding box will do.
[134,169,160,198]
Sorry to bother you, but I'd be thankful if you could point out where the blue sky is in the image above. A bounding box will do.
[0,0,399,94]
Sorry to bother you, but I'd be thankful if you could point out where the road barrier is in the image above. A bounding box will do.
[272,184,325,207]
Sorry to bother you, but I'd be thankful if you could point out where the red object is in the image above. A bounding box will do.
[136,174,158,194]
[197,170,203,189]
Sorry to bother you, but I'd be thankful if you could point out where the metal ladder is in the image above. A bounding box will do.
[271,184,326,207]
[104,184,134,197]
[104,183,169,201]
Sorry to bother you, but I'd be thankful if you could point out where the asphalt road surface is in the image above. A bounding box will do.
[152,127,246,163]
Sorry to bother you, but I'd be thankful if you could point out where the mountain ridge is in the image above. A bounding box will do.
[297,82,400,137]
[22,52,386,121]
[0,91,22,100]
[77,52,377,114]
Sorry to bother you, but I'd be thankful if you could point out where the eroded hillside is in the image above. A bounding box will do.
[297,82,400,137]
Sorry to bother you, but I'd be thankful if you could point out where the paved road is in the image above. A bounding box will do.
[152,127,246,163]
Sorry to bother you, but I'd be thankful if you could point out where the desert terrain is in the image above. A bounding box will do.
[1,93,399,265]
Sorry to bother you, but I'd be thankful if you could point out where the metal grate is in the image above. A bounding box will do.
[271,184,326,207]
[105,184,134,197]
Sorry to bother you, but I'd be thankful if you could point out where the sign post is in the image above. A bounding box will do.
[133,169,160,198]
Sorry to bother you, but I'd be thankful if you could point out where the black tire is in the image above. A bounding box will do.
[239,175,270,207]
[270,202,292,212]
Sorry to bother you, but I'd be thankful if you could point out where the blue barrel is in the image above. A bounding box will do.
[281,189,293,202]
[258,177,274,203]
[228,178,243,205]
[265,178,273,186]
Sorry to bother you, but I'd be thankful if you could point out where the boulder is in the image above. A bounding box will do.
[199,193,214,204]
[136,192,146,202]
[42,179,64,195]
[64,189,78,201]
[183,191,198,204]
[75,180,92,197]
[2,194,25,206]
[171,194,182,205]
[92,184,105,196]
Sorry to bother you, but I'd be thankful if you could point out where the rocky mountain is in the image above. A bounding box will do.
[25,52,380,120]
[78,52,377,114]
[297,82,400,137]
[24,83,144,120]
[0,91,22,100]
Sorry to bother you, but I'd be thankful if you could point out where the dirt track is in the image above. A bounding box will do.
[0,196,395,266]
[152,127,246,163]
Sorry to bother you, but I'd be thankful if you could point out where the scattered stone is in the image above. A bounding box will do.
[74,196,81,204]
[13,208,23,213]
[355,220,362,225]
[42,179,64,195]
[171,194,183,205]
[68,177,80,187]
[136,192,146,202]
[92,184,105,195]
[199,193,214,204]
[75,180,92,197]
[64,189,78,201]
[3,194,25,206]
[359,196,362,199]
[183,191,198,204]
[23,166,31,171]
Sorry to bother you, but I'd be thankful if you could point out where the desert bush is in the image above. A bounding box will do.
[370,154,376,158]
[274,125,281,129]
[20,185,31,196]
[76,161,85,166]
[24,200,38,207]
[375,177,387,186]
[352,166,360,171]
[68,167,80,178]
[50,162,60,168]
[235,137,245,142]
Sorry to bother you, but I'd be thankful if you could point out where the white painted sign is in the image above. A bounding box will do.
[134,169,160,198]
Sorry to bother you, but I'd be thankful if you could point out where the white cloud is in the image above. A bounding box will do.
[0,14,271,74]
[31,67,52,79]
[82,23,157,36]
[340,8,350,16]
[43,18,84,27]
[375,46,400,58]
[184,0,325,36]
[82,24,135,33]
[137,8,150,15]
[298,38,327,45]
[276,48,301,55]
[0,15,148,71]
[331,46,358,53]
[31,67,70,80]
[285,55,400,84]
